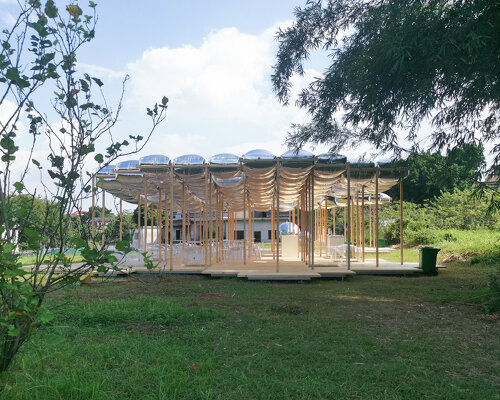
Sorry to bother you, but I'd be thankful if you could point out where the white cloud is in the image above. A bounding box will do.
[123,24,318,159]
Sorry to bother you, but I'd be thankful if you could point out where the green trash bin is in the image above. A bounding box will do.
[419,246,440,275]
[378,238,388,247]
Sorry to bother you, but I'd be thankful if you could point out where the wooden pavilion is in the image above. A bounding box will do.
[93,149,417,280]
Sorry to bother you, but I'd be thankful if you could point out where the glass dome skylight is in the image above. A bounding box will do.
[209,153,240,164]
[96,165,116,174]
[317,153,347,164]
[280,149,314,159]
[139,154,170,165]
[174,154,205,165]
[241,149,275,160]
[116,160,139,170]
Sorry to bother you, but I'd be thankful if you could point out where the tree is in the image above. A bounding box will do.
[387,143,485,203]
[0,1,166,371]
[272,0,499,208]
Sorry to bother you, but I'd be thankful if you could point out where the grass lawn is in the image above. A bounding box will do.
[1,262,499,399]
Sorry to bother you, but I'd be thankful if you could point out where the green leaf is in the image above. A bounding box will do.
[92,77,103,87]
[13,181,24,192]
[70,237,87,249]
[89,1,97,8]
[97,265,107,273]
[66,4,83,21]
[94,153,103,163]
[24,228,41,250]
[32,159,41,167]
[7,325,19,337]
[161,96,168,105]
[44,0,58,18]
[115,240,129,252]
[38,306,54,324]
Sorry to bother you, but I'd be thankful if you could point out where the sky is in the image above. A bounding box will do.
[1,0,338,210]
[0,0,464,212]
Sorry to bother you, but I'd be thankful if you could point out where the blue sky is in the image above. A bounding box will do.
[0,0,382,211]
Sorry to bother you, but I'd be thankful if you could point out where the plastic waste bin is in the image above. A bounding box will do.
[419,246,440,275]
[378,238,388,247]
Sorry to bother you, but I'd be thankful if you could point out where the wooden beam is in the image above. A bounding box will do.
[216,191,219,262]
[158,189,161,264]
[243,184,247,264]
[333,204,336,236]
[361,186,365,262]
[271,192,275,260]
[144,181,148,253]
[182,182,185,264]
[101,189,105,247]
[400,179,404,265]
[150,197,154,246]
[324,195,328,255]
[208,174,212,266]
[169,166,174,271]
[138,194,141,250]
[375,167,380,268]
[369,203,372,248]
[310,170,314,268]
[346,163,351,270]
[91,176,95,247]
[164,191,167,267]
[276,161,280,272]
[119,199,123,241]
[205,166,209,267]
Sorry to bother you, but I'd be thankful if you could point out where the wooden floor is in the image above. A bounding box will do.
[129,253,421,281]
[22,251,422,281]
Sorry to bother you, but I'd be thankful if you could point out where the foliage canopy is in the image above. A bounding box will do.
[272,0,500,172]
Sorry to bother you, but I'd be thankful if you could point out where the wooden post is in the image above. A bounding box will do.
[91,176,95,247]
[243,184,247,264]
[375,167,380,268]
[150,198,154,246]
[198,201,201,249]
[158,189,162,263]
[333,205,336,235]
[271,192,275,260]
[144,181,148,253]
[356,189,360,246]
[361,186,365,262]
[276,161,280,272]
[137,194,141,250]
[119,199,123,241]
[400,179,404,265]
[101,189,105,246]
[164,192,167,266]
[301,191,305,261]
[350,195,355,246]
[170,166,174,271]
[182,182,186,263]
[216,191,219,262]
[310,170,314,268]
[346,163,351,270]
[208,174,212,266]
[205,166,209,267]
[343,206,346,239]
[324,195,328,256]
[194,204,198,244]
[369,203,372,248]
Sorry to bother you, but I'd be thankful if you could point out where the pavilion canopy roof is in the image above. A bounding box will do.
[96,150,404,212]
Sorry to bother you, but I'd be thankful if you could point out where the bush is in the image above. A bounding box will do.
[379,188,500,246]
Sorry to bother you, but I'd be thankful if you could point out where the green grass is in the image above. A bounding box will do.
[18,255,84,266]
[1,262,499,400]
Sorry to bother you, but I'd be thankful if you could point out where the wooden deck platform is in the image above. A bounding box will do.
[22,254,422,281]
